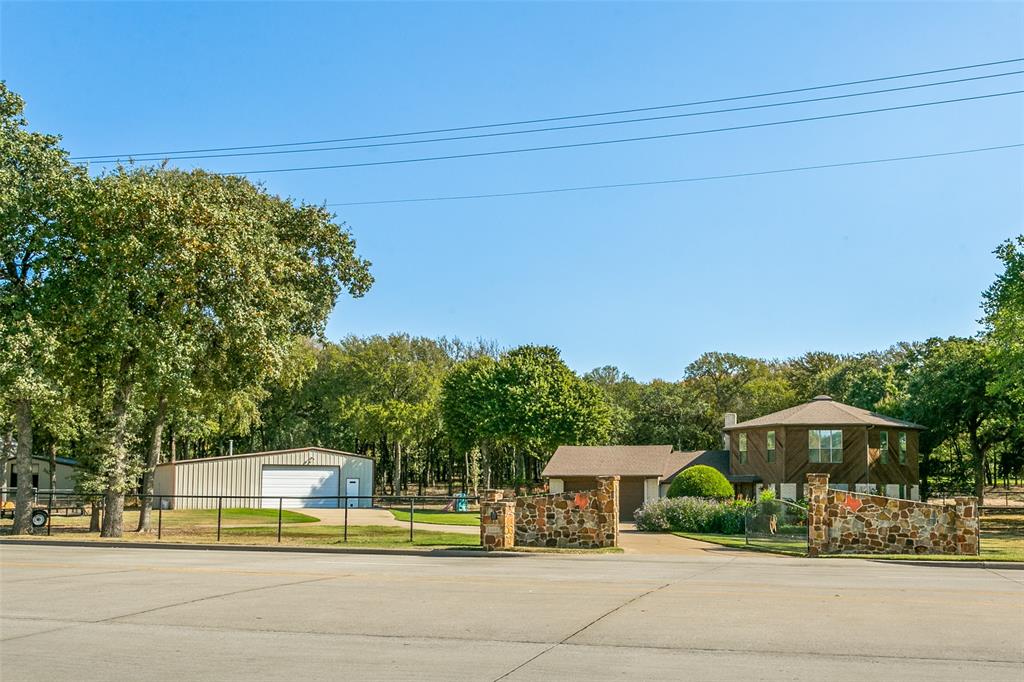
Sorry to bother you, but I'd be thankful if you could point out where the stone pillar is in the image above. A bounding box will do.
[480,497,514,551]
[806,473,829,557]
[480,489,503,503]
[595,475,620,548]
[953,496,980,556]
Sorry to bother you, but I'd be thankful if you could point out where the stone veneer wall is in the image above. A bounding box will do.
[480,476,619,550]
[807,473,978,556]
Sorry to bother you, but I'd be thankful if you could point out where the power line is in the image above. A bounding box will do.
[324,143,1024,206]
[73,57,1024,161]
[83,69,1024,164]
[224,90,1024,175]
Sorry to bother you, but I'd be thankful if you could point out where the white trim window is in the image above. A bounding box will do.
[809,429,843,463]
[738,433,748,464]
[899,432,907,464]
[879,431,889,464]
[767,430,776,463]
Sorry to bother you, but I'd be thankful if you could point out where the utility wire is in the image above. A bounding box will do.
[73,57,1024,161]
[225,90,1024,175]
[325,143,1024,206]
[82,69,1024,164]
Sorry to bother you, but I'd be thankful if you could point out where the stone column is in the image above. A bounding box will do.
[480,489,503,503]
[806,473,830,557]
[595,475,620,548]
[480,496,514,551]
[953,496,980,556]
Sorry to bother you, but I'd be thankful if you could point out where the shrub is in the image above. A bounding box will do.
[667,465,734,500]
[633,497,752,534]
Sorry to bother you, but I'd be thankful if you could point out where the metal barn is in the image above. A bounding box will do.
[152,447,374,509]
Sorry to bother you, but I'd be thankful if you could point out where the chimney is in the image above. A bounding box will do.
[722,413,737,450]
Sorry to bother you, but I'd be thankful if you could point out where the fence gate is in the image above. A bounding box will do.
[744,498,808,555]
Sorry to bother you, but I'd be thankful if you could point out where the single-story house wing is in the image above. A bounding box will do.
[542,445,731,521]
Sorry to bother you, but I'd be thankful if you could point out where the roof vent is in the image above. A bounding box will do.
[812,395,833,401]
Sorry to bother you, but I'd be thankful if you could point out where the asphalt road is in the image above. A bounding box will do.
[1,544,1021,681]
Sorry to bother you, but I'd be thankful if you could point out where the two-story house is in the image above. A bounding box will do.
[542,395,924,521]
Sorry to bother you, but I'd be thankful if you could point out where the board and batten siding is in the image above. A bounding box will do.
[153,449,373,509]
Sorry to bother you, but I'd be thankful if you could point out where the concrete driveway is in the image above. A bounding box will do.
[305,507,480,535]
[1,544,1020,681]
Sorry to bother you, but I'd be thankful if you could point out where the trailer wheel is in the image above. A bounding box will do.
[30,510,49,528]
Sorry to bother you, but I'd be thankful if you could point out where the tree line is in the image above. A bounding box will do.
[3,82,1022,537]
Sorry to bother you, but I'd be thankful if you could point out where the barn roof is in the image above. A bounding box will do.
[155,446,370,467]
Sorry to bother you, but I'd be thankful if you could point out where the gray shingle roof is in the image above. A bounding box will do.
[723,395,925,430]
[542,445,674,478]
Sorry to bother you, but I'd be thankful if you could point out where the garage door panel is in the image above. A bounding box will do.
[261,466,340,508]
[618,479,645,522]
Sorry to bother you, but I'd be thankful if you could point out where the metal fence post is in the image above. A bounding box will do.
[157,496,163,540]
[217,496,223,542]
[277,497,283,543]
[409,498,414,543]
[47,490,53,536]
[344,499,349,543]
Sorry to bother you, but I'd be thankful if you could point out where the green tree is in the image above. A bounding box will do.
[0,82,86,533]
[440,355,498,489]
[56,167,371,536]
[333,334,450,493]
[906,338,1000,501]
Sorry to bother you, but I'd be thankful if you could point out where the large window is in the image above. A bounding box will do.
[809,429,843,463]
[899,432,907,464]
[738,432,748,464]
[879,431,889,464]
[767,430,776,463]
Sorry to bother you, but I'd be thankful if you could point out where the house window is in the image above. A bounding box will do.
[809,429,843,463]
[899,432,907,464]
[738,433,748,464]
[767,430,776,463]
[879,431,889,464]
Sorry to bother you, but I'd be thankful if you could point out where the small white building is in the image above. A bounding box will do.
[153,447,374,509]
[3,454,80,492]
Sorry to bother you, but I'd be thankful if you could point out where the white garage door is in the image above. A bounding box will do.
[261,466,340,508]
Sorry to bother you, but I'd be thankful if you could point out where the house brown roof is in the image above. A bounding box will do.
[542,445,675,478]
[722,395,925,431]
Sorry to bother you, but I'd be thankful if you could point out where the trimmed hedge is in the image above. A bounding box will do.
[667,465,734,500]
[633,497,752,534]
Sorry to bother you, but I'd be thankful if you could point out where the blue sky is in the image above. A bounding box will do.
[3,1,1022,380]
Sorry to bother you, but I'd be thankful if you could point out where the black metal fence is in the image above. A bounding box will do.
[0,489,481,547]
[927,489,1023,509]
[744,498,809,555]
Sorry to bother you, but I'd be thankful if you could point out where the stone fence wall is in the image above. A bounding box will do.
[480,476,619,550]
[807,474,978,556]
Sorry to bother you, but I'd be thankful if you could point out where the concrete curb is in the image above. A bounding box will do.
[866,558,1024,570]
[0,537,526,559]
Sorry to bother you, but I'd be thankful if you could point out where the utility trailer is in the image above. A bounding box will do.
[0,489,86,528]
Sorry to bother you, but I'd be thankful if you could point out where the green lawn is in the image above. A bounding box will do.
[1,507,319,532]
[224,524,480,547]
[675,513,1024,562]
[162,508,319,526]
[388,509,480,526]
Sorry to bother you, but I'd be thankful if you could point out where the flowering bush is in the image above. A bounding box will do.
[633,497,752,534]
